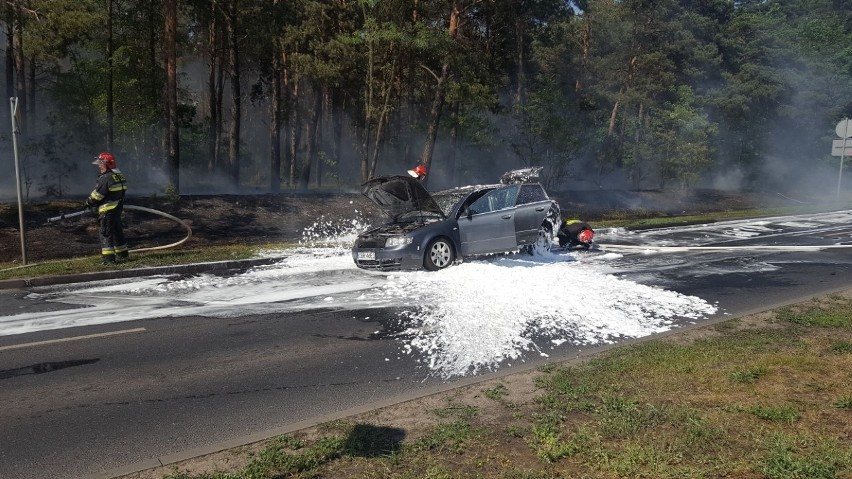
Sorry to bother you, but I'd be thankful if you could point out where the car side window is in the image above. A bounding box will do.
[468,185,520,214]
[517,184,547,205]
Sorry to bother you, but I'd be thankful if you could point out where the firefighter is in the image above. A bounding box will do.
[557,218,594,250]
[407,164,428,181]
[84,152,129,263]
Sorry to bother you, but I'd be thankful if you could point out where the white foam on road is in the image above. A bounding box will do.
[371,256,716,377]
[3,248,717,378]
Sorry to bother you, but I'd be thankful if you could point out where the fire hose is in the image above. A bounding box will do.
[0,205,192,272]
[46,205,193,253]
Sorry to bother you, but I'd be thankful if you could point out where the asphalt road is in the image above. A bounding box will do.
[0,307,449,479]
[1,211,851,479]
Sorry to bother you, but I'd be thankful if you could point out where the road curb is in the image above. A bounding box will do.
[0,257,286,290]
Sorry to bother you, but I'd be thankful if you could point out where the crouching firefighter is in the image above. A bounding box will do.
[84,152,129,264]
[557,219,594,250]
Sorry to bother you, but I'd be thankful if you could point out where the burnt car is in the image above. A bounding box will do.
[352,168,560,270]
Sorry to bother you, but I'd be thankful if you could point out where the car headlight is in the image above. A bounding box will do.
[385,236,413,247]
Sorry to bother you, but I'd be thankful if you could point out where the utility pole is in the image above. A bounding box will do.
[833,118,851,202]
[10,96,26,265]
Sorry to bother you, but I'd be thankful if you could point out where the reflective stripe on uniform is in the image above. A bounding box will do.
[101,247,116,255]
[89,190,105,201]
[98,201,120,214]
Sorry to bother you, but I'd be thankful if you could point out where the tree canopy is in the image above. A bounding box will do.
[2,0,850,197]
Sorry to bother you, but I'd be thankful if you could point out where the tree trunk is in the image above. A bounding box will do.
[13,4,26,134]
[607,97,620,136]
[269,45,282,193]
[107,0,114,150]
[368,59,396,179]
[207,3,219,173]
[215,46,225,171]
[300,85,321,189]
[316,87,329,188]
[419,0,461,188]
[404,0,418,166]
[5,7,13,100]
[226,1,241,187]
[27,57,35,127]
[164,0,180,190]
[631,103,643,190]
[576,13,591,93]
[360,13,374,183]
[288,80,300,187]
[419,62,449,188]
[281,49,293,187]
[514,16,525,110]
[448,101,460,184]
[334,94,345,184]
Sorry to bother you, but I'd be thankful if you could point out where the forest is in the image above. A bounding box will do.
[1,0,851,199]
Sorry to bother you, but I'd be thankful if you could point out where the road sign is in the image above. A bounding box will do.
[837,119,852,139]
[832,139,852,157]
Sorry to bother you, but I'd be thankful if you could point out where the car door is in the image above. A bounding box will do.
[457,185,519,256]
[513,184,552,245]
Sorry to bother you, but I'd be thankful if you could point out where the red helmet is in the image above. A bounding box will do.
[92,152,116,170]
[578,228,594,243]
[407,165,427,178]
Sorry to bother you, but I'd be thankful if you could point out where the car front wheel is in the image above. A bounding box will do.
[424,237,455,271]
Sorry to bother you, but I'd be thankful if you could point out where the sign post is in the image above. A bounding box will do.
[833,118,852,202]
[10,97,26,265]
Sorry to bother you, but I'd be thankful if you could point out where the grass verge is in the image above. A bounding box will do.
[130,292,852,479]
[0,243,295,282]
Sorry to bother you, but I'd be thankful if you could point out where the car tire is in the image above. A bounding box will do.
[424,237,455,271]
[527,223,554,256]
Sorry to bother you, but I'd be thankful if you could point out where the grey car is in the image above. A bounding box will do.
[352,168,561,270]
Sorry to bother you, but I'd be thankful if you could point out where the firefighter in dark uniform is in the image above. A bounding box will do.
[557,218,594,250]
[84,152,128,263]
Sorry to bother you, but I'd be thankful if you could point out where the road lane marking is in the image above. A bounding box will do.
[0,327,146,352]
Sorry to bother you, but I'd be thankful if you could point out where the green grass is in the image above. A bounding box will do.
[729,367,769,384]
[0,242,296,281]
[777,303,852,328]
[483,383,509,401]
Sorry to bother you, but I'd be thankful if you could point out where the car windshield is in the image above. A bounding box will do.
[396,208,444,222]
[432,189,473,216]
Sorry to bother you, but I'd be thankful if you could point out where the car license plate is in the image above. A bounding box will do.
[357,251,375,260]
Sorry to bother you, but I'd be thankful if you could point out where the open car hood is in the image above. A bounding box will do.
[361,176,445,220]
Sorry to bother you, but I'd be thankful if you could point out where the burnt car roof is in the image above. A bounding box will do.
[499,166,543,185]
[362,167,549,220]
[362,175,445,220]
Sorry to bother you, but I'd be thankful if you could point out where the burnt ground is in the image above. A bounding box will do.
[0,188,797,264]
[0,192,383,264]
